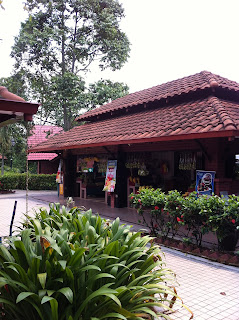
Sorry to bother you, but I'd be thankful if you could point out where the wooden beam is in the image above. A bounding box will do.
[195,139,211,161]
[102,146,115,159]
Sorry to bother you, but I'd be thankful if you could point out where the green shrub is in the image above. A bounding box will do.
[130,188,184,240]
[0,205,191,320]
[208,194,239,245]
[0,173,19,190]
[130,188,239,250]
[28,174,56,190]
[0,173,57,191]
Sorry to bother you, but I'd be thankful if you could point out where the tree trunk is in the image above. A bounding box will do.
[63,103,70,131]
[61,3,68,131]
[1,152,4,176]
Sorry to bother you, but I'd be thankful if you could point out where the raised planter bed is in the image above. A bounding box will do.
[0,190,15,194]
[153,236,239,267]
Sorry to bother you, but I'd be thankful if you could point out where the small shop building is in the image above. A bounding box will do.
[29,71,239,207]
[28,125,62,174]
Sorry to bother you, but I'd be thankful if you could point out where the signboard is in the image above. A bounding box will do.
[196,170,216,196]
[103,160,117,192]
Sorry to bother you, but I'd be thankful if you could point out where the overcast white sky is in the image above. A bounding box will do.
[1,0,239,94]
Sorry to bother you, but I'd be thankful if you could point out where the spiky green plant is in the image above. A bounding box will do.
[0,204,191,320]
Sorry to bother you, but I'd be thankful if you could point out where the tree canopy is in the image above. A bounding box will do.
[11,0,131,130]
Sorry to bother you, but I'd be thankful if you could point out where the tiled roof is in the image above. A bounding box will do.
[28,125,62,160]
[29,96,239,152]
[76,71,239,121]
[28,125,62,146]
[27,153,58,161]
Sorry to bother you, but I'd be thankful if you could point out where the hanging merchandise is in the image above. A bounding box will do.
[125,152,150,169]
[160,161,169,175]
[98,158,108,173]
[179,152,196,170]
[77,156,99,172]
[129,176,140,186]
[138,164,149,176]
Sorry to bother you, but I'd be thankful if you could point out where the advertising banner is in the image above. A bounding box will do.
[103,160,117,192]
[196,170,216,196]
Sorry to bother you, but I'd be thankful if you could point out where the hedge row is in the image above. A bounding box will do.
[0,173,57,190]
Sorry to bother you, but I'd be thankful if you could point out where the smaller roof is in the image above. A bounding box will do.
[28,153,58,161]
[28,125,62,161]
[28,125,63,147]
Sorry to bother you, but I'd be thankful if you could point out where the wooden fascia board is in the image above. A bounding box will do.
[0,100,39,115]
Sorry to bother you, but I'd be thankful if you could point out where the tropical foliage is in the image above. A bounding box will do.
[0,204,191,319]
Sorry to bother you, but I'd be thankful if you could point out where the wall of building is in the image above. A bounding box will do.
[38,160,59,174]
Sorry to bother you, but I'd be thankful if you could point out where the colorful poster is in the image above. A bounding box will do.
[103,160,117,192]
[196,170,216,196]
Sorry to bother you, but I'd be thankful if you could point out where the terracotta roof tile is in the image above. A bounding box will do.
[28,125,62,160]
[28,153,57,161]
[28,125,63,147]
[76,71,239,121]
[30,96,239,153]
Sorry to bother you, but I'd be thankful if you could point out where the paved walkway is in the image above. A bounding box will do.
[0,190,238,320]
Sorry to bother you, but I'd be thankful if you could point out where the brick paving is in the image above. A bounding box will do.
[0,190,239,320]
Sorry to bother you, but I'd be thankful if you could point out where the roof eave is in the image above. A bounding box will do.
[0,99,39,115]
[28,129,239,153]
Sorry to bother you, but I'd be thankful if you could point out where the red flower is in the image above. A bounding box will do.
[138,199,141,203]
[231,219,236,224]
[166,211,169,215]
[154,224,158,228]
[176,217,181,222]
[181,215,184,218]
[154,206,159,210]
[131,196,134,200]
[161,208,164,213]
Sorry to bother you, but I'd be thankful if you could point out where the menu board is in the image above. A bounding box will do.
[103,160,117,192]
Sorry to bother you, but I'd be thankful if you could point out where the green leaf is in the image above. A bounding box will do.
[41,296,59,320]
[58,260,67,269]
[16,291,35,303]
[38,273,47,289]
[91,273,115,281]
[58,287,73,303]
[47,290,55,296]
[50,298,58,320]
[100,313,127,319]
[0,245,15,262]
[42,296,54,304]
[74,286,120,319]
[68,248,86,267]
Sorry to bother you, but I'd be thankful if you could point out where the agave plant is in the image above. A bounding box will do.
[0,204,191,320]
